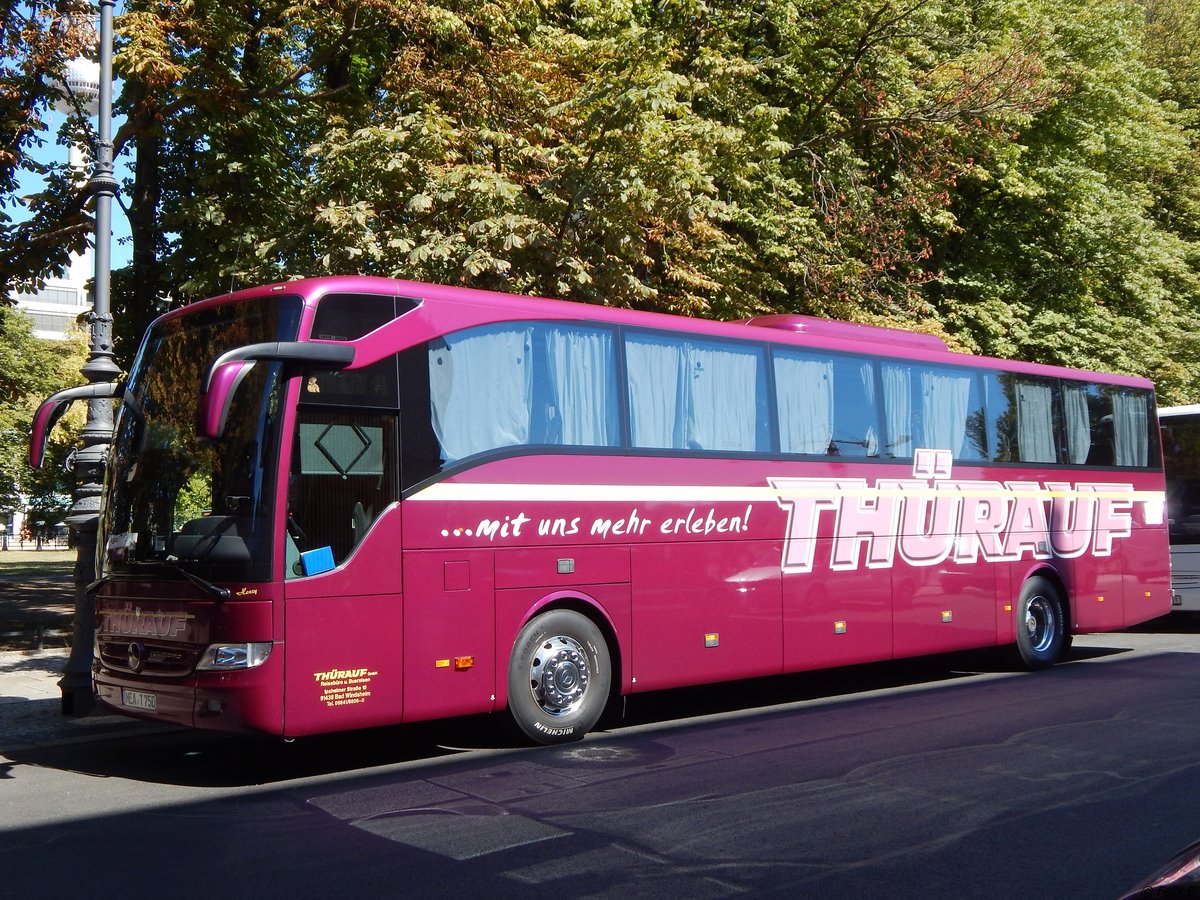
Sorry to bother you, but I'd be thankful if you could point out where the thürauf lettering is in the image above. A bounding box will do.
[770,464,1137,575]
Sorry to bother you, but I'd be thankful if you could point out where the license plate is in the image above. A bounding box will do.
[122,689,157,711]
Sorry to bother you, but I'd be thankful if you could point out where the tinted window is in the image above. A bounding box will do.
[400,321,619,477]
[880,362,986,461]
[1164,415,1200,543]
[626,332,768,452]
[774,349,880,457]
[303,293,418,408]
[1061,382,1152,467]
[989,373,1057,463]
[988,374,1154,467]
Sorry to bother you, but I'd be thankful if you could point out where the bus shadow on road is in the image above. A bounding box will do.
[6,630,1186,790]
[0,715,507,788]
[1128,611,1200,633]
[0,648,1030,788]
[1065,645,1131,662]
[7,651,1200,900]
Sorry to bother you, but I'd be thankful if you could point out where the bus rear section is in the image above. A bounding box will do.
[1159,405,1200,610]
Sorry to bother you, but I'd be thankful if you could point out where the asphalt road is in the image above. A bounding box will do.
[4,627,1200,899]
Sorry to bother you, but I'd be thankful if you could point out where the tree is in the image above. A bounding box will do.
[8,0,1200,393]
[926,0,1200,398]
[97,0,1080,344]
[251,0,1063,326]
[1,0,98,299]
[0,304,87,519]
[109,0,413,364]
[1137,0,1200,402]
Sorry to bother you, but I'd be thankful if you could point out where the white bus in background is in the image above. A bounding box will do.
[1160,405,1200,610]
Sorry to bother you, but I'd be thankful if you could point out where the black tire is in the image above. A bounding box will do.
[1011,575,1067,670]
[507,609,611,744]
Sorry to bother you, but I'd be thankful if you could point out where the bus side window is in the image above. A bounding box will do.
[398,343,444,489]
[774,350,835,455]
[529,324,619,449]
[626,332,766,453]
[1106,387,1151,467]
[416,322,620,469]
[830,356,881,457]
[774,350,880,458]
[991,373,1058,464]
[1044,381,1151,469]
[887,362,987,461]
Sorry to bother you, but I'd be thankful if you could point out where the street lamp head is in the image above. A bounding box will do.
[52,57,101,117]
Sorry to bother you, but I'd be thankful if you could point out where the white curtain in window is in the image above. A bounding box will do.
[1016,380,1056,463]
[859,361,880,457]
[1113,390,1149,466]
[920,369,971,456]
[688,343,759,451]
[882,364,912,457]
[775,355,834,454]
[627,336,687,448]
[1062,384,1092,464]
[545,328,615,446]
[429,326,532,460]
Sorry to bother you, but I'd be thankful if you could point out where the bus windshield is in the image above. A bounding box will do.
[102,294,304,582]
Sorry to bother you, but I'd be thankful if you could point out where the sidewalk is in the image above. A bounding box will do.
[0,648,158,752]
[0,553,165,753]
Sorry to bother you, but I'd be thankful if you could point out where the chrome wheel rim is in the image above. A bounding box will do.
[528,634,590,717]
[1024,595,1057,654]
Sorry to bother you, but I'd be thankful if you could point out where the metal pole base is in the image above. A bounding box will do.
[58,675,95,716]
[61,522,100,717]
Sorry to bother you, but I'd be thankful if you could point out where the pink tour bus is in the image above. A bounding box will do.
[31,276,1171,743]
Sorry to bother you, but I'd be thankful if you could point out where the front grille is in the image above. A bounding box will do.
[97,637,200,676]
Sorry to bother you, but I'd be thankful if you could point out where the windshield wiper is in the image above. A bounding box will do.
[160,562,231,601]
[103,561,232,601]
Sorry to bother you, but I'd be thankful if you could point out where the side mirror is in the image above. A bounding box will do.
[197,341,356,440]
[30,383,124,468]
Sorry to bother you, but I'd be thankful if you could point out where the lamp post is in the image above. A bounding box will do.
[58,0,121,715]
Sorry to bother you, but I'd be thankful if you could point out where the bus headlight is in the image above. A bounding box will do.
[195,642,272,671]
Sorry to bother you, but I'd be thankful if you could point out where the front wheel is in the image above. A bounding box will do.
[507,609,611,744]
[1011,575,1067,670]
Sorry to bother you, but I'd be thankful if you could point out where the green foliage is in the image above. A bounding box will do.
[249,0,1066,324]
[0,306,87,514]
[930,0,1200,400]
[5,0,1200,400]
[0,0,96,298]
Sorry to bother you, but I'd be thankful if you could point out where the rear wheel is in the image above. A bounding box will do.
[1012,576,1066,670]
[507,609,611,744]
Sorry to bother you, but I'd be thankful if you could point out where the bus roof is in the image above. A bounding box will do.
[174,275,1155,390]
